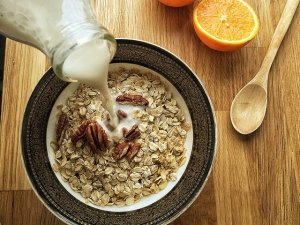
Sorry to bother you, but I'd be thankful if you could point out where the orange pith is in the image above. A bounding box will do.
[193,0,259,51]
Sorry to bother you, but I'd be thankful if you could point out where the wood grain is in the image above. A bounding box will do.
[0,191,64,225]
[0,41,46,190]
[0,0,299,224]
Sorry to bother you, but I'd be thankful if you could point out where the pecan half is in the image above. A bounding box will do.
[85,122,108,153]
[71,120,93,143]
[116,94,149,106]
[117,109,127,119]
[127,143,142,160]
[124,124,141,141]
[113,141,130,160]
[56,112,68,142]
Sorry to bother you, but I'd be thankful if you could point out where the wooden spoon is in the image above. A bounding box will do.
[230,0,299,135]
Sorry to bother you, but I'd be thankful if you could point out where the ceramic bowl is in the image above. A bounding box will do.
[22,39,217,225]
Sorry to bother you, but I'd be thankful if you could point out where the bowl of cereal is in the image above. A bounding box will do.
[22,39,217,224]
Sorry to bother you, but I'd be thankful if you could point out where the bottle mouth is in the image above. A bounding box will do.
[60,38,114,83]
[51,26,116,82]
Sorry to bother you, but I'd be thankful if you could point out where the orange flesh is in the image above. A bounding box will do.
[195,0,257,41]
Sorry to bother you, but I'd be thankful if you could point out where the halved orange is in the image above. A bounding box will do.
[159,0,194,7]
[193,0,260,51]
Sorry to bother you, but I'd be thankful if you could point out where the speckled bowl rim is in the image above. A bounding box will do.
[21,38,217,225]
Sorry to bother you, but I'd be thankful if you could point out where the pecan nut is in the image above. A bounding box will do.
[71,120,93,143]
[124,124,141,141]
[127,143,142,160]
[113,141,141,160]
[56,112,68,142]
[117,109,127,119]
[113,141,130,160]
[85,122,108,153]
[116,94,149,106]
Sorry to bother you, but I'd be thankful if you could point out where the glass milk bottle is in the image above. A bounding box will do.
[0,0,117,82]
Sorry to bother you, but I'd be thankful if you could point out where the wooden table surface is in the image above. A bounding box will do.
[0,0,299,224]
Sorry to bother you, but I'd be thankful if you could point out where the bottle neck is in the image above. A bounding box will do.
[50,22,116,81]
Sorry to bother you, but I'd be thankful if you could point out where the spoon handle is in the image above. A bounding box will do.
[254,0,299,86]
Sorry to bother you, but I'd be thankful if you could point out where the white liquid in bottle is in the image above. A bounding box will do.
[62,40,118,127]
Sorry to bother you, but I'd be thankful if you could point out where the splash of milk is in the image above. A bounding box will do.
[62,40,118,127]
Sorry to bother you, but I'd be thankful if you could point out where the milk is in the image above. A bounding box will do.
[62,40,118,127]
[62,41,145,135]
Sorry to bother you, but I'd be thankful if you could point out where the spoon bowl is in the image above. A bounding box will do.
[230,83,267,134]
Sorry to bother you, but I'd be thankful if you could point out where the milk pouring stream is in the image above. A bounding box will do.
[0,0,118,124]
